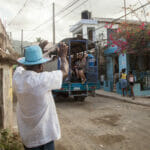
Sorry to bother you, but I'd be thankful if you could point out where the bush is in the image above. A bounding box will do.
[0,129,24,150]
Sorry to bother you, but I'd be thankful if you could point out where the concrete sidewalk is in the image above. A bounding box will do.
[96,90,150,107]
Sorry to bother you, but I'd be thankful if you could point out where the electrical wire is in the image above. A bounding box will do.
[30,0,82,31]
[137,0,147,22]
[56,0,88,23]
[95,1,150,32]
[15,0,150,43]
[8,0,30,25]
[80,1,150,40]
[55,0,81,16]
[25,0,87,40]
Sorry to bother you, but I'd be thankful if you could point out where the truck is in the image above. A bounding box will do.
[52,38,100,101]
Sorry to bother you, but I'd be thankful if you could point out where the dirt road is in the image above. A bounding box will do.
[55,96,150,150]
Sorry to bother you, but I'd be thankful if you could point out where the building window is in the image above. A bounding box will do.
[88,29,93,41]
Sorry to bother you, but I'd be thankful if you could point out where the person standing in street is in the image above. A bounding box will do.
[13,43,69,150]
[128,71,135,100]
[120,68,128,96]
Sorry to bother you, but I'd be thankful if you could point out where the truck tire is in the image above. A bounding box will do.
[74,96,86,102]
[91,90,96,97]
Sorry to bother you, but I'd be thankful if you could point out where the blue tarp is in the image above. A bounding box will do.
[88,54,95,66]
[105,42,150,55]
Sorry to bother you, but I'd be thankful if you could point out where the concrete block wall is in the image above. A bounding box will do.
[116,82,150,96]
[0,64,13,129]
[133,83,150,96]
[104,80,113,92]
[0,19,14,52]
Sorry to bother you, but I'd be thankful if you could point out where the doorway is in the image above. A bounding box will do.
[113,56,119,91]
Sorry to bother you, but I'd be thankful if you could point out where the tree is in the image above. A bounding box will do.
[36,37,43,43]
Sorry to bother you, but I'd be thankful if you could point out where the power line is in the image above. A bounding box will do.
[11,0,80,30]
[95,1,150,32]
[137,0,147,22]
[27,0,150,42]
[8,0,30,25]
[25,0,86,40]
[56,0,88,23]
[123,0,127,21]
[31,0,82,31]
[56,0,81,16]
[80,1,150,39]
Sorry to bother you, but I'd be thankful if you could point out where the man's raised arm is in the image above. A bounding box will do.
[57,43,69,79]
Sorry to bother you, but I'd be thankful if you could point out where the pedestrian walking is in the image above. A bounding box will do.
[128,71,135,100]
[13,44,69,150]
[120,68,128,96]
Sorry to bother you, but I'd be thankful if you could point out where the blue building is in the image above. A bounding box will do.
[103,45,150,97]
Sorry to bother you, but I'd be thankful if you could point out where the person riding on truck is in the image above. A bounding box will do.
[13,43,69,150]
[74,53,88,84]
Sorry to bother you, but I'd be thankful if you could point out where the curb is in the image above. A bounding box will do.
[96,93,150,107]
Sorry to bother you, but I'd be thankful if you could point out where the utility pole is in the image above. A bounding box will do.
[21,29,24,56]
[9,32,12,40]
[124,0,127,22]
[52,2,55,44]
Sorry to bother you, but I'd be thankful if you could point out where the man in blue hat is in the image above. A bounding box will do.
[13,43,69,150]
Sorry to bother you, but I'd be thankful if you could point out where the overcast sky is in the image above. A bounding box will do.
[0,0,149,42]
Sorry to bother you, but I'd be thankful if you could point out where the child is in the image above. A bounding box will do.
[128,71,135,100]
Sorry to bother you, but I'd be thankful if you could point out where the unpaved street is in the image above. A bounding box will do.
[55,96,150,150]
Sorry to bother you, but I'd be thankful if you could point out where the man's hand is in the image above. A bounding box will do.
[57,42,68,58]
[57,42,69,79]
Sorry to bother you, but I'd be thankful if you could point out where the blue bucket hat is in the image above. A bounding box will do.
[17,45,50,66]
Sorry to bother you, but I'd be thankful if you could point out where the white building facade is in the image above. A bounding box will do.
[70,17,119,46]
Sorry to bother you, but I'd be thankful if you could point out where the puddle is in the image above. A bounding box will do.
[91,134,125,145]
[91,114,121,126]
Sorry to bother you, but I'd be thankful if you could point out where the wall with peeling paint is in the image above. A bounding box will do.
[0,64,13,129]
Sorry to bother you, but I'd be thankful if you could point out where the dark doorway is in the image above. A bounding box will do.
[113,56,119,91]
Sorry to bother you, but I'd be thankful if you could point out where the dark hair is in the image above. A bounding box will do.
[129,71,133,74]
[25,64,42,71]
[122,68,126,73]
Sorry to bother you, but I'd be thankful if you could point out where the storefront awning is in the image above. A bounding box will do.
[104,45,119,55]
